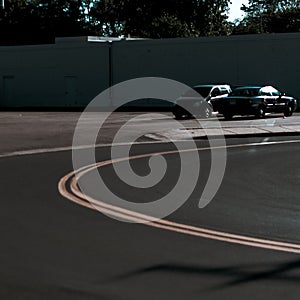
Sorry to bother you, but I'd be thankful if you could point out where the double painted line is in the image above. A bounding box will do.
[59,140,300,254]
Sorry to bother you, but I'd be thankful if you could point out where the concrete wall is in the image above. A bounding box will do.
[0,37,109,107]
[113,33,300,100]
[0,33,299,107]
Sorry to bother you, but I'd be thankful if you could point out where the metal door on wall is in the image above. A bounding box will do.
[2,76,14,107]
[64,76,78,106]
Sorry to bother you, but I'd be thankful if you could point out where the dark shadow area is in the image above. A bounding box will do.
[0,107,86,112]
[219,114,287,121]
[194,131,300,140]
[108,259,300,289]
[0,106,173,113]
[220,259,300,288]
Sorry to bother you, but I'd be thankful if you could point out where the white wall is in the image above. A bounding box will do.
[0,33,299,107]
[0,37,109,107]
[113,33,300,101]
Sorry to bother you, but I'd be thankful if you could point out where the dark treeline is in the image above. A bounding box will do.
[0,0,299,45]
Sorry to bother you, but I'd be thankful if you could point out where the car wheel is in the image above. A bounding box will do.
[284,106,293,117]
[255,106,265,118]
[174,113,183,120]
[173,105,183,119]
[186,114,194,119]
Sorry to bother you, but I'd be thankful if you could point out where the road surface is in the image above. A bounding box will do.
[1,136,300,299]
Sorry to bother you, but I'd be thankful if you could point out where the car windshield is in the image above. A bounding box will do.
[230,88,260,96]
[260,86,280,96]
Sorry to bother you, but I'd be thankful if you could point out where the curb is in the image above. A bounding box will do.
[193,131,300,140]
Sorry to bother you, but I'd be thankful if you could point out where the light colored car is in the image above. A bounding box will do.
[172,84,231,119]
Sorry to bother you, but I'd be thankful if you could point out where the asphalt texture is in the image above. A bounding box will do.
[1,111,300,154]
[1,135,300,299]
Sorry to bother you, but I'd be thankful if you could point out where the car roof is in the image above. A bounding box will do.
[234,85,279,91]
[234,86,263,89]
[193,84,230,88]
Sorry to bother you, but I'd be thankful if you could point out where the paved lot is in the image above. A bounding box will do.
[0,111,300,155]
[1,111,300,299]
[1,137,300,299]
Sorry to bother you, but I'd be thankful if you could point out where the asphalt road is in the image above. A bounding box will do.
[1,111,300,154]
[1,136,300,299]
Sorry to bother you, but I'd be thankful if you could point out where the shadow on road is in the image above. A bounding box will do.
[219,114,286,122]
[108,259,300,289]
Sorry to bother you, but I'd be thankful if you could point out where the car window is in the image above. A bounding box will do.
[193,87,212,98]
[272,90,281,96]
[260,91,272,96]
[260,86,279,96]
[211,88,221,97]
[230,88,260,96]
[220,87,229,95]
[248,89,260,96]
[231,89,250,96]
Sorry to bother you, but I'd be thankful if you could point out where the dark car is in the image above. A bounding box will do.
[172,84,231,119]
[216,85,297,120]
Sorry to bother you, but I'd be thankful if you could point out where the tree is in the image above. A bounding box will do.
[90,0,231,38]
[0,0,91,44]
[192,0,231,36]
[233,0,300,34]
[0,0,54,44]
[0,0,233,44]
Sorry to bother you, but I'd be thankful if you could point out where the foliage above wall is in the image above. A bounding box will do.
[0,0,299,44]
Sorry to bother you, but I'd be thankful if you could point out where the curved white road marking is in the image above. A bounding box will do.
[59,140,300,254]
[0,140,184,158]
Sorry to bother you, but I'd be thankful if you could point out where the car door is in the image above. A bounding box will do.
[209,88,221,111]
[272,90,285,107]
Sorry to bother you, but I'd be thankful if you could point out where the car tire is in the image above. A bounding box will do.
[255,106,265,118]
[174,113,183,120]
[173,105,183,119]
[284,106,293,117]
[185,114,194,119]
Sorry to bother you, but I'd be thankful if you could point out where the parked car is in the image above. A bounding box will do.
[172,84,231,119]
[215,85,297,120]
